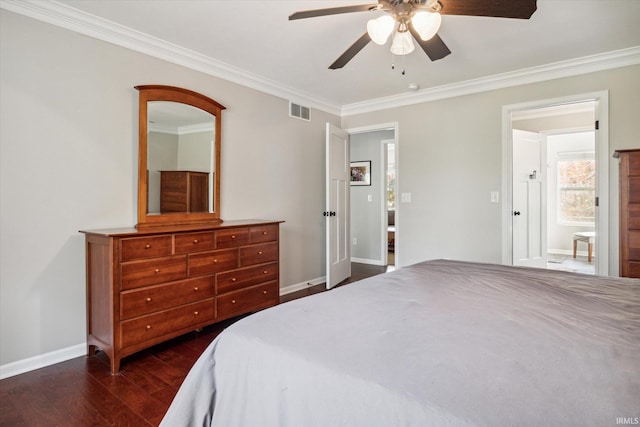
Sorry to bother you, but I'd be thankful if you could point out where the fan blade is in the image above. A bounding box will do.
[439,0,537,19]
[289,4,379,20]
[408,25,451,61]
[329,32,372,69]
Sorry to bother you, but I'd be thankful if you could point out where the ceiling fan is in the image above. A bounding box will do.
[289,0,537,69]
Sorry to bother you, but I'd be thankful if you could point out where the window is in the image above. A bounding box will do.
[557,152,595,225]
[386,144,396,209]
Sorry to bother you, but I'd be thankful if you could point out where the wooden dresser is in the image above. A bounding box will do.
[81,220,282,373]
[616,149,640,278]
[160,170,209,213]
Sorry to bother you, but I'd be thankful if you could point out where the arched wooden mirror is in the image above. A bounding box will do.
[135,85,225,228]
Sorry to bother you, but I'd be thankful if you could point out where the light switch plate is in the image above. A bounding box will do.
[491,191,500,203]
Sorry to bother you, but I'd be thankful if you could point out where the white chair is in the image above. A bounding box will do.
[573,231,595,263]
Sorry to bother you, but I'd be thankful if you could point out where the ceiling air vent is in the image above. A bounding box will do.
[289,102,310,122]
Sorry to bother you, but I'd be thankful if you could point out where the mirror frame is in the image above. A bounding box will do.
[135,85,225,229]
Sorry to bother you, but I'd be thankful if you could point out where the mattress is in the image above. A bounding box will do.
[160,259,639,426]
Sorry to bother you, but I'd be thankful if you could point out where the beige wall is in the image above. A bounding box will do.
[342,65,640,270]
[0,10,338,368]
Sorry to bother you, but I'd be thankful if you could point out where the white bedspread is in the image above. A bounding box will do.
[161,260,640,426]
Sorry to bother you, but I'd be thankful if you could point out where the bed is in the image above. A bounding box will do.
[160,259,639,426]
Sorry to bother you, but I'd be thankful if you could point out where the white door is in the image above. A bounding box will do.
[326,123,351,289]
[512,129,547,268]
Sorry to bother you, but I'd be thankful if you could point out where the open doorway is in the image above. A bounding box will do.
[503,93,609,276]
[385,141,396,268]
[347,124,398,269]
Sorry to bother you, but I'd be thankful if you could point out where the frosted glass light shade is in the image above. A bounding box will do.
[411,11,442,41]
[390,30,415,55]
[366,15,395,45]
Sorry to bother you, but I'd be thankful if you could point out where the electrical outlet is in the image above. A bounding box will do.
[352,237,357,245]
[400,193,411,203]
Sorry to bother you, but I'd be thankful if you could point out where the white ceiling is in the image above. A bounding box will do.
[4,0,640,114]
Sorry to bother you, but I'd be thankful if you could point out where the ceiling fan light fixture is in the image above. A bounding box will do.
[390,30,415,56]
[366,15,395,45]
[411,11,442,41]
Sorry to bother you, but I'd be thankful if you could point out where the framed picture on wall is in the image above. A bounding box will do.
[350,161,371,186]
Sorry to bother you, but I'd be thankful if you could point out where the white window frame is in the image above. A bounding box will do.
[556,151,595,227]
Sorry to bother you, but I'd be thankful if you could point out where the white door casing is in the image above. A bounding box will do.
[512,130,547,268]
[502,92,609,275]
[326,123,351,289]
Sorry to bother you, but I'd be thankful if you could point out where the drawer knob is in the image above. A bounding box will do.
[262,231,268,235]
[214,259,218,263]
[263,290,268,294]
[154,269,160,273]
[258,251,263,255]
[231,235,236,239]
[231,278,237,282]
[146,297,152,302]
[231,299,236,304]
[146,325,151,330]
[193,239,199,243]
[263,270,268,274]
[194,287,199,291]
[194,311,199,315]
[145,244,151,249]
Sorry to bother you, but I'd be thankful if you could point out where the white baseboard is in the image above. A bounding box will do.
[0,343,86,380]
[351,257,385,266]
[280,276,326,296]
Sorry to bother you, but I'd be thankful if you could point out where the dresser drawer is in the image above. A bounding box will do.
[249,224,278,243]
[630,177,640,204]
[215,228,249,248]
[188,248,238,277]
[175,231,216,254]
[121,256,187,290]
[120,276,215,320]
[120,235,173,261]
[217,282,278,320]
[161,196,187,212]
[629,153,640,176]
[629,204,640,230]
[120,298,214,349]
[628,262,640,277]
[161,171,188,190]
[217,262,278,294]
[240,242,278,267]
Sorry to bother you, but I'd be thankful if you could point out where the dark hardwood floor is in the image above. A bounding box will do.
[0,262,391,427]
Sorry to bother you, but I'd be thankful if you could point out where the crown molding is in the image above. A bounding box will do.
[341,46,640,116]
[2,0,638,118]
[0,0,342,116]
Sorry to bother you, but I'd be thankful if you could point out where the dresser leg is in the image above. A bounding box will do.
[110,357,121,375]
[87,343,98,356]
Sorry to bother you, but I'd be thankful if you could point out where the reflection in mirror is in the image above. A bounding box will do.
[135,85,225,229]
[147,101,215,214]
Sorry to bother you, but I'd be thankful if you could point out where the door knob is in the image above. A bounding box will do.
[514,211,521,216]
